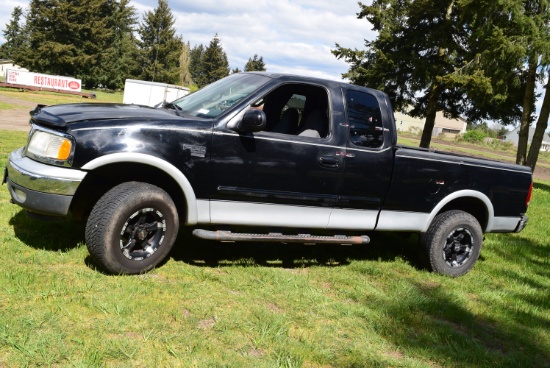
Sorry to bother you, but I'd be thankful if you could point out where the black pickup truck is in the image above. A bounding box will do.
[4,72,533,276]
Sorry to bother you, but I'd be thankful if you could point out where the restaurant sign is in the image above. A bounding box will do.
[6,69,82,92]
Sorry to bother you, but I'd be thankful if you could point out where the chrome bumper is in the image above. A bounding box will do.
[514,215,528,233]
[5,148,87,217]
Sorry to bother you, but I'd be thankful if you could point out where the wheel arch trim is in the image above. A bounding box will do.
[81,153,198,225]
[422,190,494,232]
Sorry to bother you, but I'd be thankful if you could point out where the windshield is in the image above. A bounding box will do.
[172,73,270,118]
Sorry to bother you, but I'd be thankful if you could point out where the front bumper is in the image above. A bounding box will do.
[5,148,87,217]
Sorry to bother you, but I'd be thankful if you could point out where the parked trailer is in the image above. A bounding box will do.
[123,79,190,107]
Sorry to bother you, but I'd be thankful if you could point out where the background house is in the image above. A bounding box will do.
[0,59,28,78]
[394,110,467,137]
[506,126,550,152]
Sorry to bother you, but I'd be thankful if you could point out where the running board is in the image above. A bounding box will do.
[192,229,370,245]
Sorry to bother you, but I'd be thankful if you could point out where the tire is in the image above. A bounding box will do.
[421,210,483,277]
[85,182,179,274]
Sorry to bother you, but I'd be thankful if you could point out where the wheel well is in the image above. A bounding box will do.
[70,163,186,222]
[437,197,489,231]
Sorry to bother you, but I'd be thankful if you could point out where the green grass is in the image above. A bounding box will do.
[1,130,549,367]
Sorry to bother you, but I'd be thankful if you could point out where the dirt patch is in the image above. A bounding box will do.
[0,94,35,131]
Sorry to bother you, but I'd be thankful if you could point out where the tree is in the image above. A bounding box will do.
[137,0,182,84]
[526,80,550,170]
[179,41,192,87]
[334,0,473,148]
[0,6,25,60]
[189,44,205,86]
[232,67,241,74]
[194,34,229,88]
[99,0,140,89]
[333,0,528,149]
[509,0,550,165]
[19,0,139,88]
[244,54,266,72]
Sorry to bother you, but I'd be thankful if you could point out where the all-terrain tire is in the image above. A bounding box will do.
[85,182,179,274]
[421,210,483,277]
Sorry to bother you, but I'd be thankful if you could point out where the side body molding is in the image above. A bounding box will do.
[81,153,199,225]
[423,190,495,232]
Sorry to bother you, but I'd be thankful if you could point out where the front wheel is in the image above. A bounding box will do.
[421,210,483,277]
[85,182,179,274]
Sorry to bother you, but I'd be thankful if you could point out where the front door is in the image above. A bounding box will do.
[208,82,344,229]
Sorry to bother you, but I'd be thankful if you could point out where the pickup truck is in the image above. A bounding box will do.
[4,72,533,276]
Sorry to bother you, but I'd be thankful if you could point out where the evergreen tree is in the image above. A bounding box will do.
[195,34,229,88]
[244,54,266,72]
[0,6,25,60]
[96,0,140,89]
[333,0,525,149]
[189,44,204,86]
[232,67,241,74]
[21,0,127,87]
[137,0,182,84]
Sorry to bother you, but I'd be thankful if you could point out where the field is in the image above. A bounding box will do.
[1,127,549,367]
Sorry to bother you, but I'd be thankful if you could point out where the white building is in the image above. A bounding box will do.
[0,59,27,78]
[394,110,467,137]
[506,126,550,152]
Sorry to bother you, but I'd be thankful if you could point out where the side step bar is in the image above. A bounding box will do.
[192,229,370,245]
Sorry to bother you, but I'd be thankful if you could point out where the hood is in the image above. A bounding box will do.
[30,103,183,128]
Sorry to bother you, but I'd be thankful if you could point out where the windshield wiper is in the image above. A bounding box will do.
[162,101,183,117]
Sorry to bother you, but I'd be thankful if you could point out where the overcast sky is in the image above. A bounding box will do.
[0,0,375,81]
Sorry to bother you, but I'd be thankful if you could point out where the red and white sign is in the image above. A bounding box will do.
[6,69,82,92]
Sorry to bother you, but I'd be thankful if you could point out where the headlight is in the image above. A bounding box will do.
[25,129,75,166]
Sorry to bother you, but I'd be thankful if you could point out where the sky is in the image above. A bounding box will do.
[0,0,376,81]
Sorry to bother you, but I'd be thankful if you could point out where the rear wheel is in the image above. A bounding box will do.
[85,182,179,274]
[421,210,483,277]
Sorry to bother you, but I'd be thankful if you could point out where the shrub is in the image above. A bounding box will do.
[462,129,487,143]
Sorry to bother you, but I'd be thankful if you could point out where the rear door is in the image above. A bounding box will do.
[333,89,394,230]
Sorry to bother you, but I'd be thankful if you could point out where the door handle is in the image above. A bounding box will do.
[319,156,340,168]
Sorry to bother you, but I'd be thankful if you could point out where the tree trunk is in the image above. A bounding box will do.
[420,83,441,148]
[526,80,550,171]
[516,54,538,165]
[419,0,454,149]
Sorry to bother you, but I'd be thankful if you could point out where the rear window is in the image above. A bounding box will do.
[346,90,384,148]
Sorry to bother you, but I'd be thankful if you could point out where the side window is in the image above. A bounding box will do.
[255,84,329,138]
[346,90,384,148]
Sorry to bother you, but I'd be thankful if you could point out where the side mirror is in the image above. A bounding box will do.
[232,109,266,133]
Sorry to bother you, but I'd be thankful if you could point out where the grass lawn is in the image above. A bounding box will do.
[1,130,549,367]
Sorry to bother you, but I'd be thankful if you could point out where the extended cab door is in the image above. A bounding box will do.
[332,88,394,230]
[208,82,345,228]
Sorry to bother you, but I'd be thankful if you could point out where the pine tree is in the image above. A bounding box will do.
[194,34,229,88]
[333,0,527,149]
[189,44,204,86]
[137,0,182,84]
[96,0,140,89]
[0,6,25,60]
[21,0,121,87]
[244,54,266,72]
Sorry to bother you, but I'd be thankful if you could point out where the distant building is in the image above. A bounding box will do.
[0,59,28,78]
[506,126,550,152]
[394,109,467,137]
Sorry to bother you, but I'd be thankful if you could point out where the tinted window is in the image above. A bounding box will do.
[346,90,384,148]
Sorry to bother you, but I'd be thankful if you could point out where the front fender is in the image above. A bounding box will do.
[81,152,199,225]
